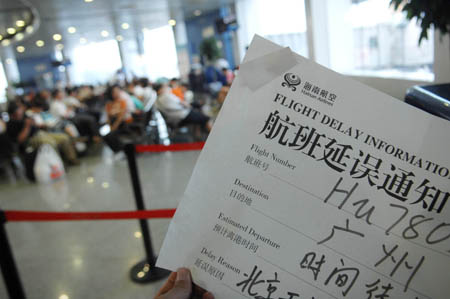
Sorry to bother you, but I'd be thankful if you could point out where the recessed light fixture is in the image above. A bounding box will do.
[16,20,26,27]
[67,26,76,34]
[26,26,33,33]
[15,33,24,41]
[59,294,69,299]
[0,35,3,41]
[116,35,123,41]
[84,0,93,2]
[168,19,176,26]
[2,40,10,46]
[80,37,87,44]
[16,46,25,53]
[121,23,129,30]
[101,30,109,37]
[194,10,202,16]
[56,43,64,50]
[36,40,45,47]
[53,34,62,41]
[7,28,16,35]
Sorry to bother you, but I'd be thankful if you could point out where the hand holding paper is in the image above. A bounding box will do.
[155,268,214,299]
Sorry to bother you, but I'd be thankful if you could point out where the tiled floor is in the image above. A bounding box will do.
[0,147,200,299]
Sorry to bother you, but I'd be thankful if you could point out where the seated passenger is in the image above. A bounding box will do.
[154,83,212,132]
[51,89,100,143]
[102,85,133,153]
[169,78,185,101]
[126,82,145,111]
[105,85,132,131]
[7,101,79,165]
[134,78,156,109]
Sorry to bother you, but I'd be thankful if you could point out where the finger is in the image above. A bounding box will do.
[191,283,214,299]
[155,271,177,296]
[202,292,214,299]
[164,268,192,299]
[193,284,207,295]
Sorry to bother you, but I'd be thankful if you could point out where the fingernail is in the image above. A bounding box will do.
[176,268,189,281]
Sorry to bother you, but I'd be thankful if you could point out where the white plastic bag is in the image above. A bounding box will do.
[33,144,65,183]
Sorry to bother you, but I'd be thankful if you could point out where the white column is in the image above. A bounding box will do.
[0,46,20,84]
[172,10,190,79]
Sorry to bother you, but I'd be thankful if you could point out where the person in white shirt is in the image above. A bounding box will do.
[154,83,212,131]
[134,78,157,110]
[50,89,100,143]
[50,92,75,119]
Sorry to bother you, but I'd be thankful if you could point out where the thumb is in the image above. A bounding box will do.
[166,268,192,299]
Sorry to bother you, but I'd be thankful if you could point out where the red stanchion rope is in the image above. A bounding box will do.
[135,142,205,153]
[3,209,176,222]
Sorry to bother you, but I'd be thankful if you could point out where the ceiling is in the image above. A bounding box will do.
[0,0,236,58]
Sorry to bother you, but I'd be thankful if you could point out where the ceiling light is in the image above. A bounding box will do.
[56,43,64,50]
[26,26,33,33]
[121,23,129,30]
[7,28,16,35]
[67,26,76,34]
[79,37,87,44]
[16,20,26,27]
[59,294,69,299]
[194,10,202,16]
[36,40,45,47]
[53,34,62,41]
[168,19,176,26]
[84,0,93,2]
[116,35,123,41]
[15,33,24,41]
[100,30,109,37]
[2,40,10,46]
[0,35,3,41]
[6,58,13,65]
[16,46,25,53]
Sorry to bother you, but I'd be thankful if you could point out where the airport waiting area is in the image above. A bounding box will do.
[0,0,449,298]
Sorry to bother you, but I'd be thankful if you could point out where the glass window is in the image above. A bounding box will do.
[142,25,180,81]
[236,0,308,60]
[70,40,122,84]
[324,0,434,81]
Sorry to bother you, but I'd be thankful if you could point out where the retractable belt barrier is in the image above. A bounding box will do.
[135,141,205,153]
[0,142,204,299]
[3,209,176,222]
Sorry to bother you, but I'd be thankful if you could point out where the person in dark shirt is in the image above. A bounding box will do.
[7,101,79,165]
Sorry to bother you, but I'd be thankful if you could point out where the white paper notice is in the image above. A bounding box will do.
[156,35,450,299]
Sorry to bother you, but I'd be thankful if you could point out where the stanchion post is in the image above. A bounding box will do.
[124,144,170,283]
[0,210,26,299]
